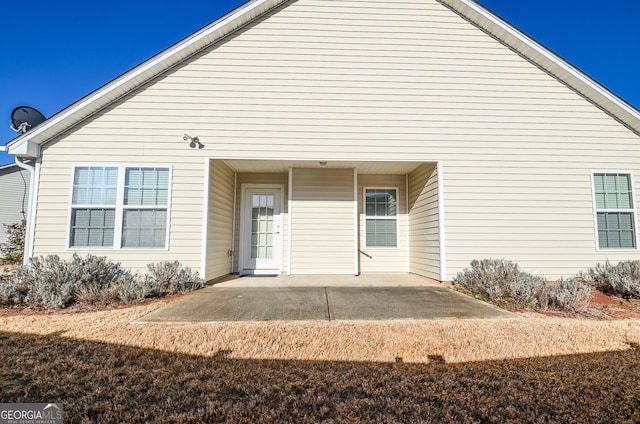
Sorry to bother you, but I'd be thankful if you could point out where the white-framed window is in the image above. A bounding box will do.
[364,188,398,248]
[122,167,169,248]
[69,165,170,249]
[70,167,118,248]
[592,172,637,250]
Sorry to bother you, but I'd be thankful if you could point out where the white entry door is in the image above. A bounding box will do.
[239,186,283,275]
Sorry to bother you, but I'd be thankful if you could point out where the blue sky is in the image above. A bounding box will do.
[1,0,639,165]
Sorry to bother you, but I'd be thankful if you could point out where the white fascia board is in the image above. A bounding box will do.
[440,0,640,135]
[4,0,286,149]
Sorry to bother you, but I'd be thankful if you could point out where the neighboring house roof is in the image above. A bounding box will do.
[0,163,19,171]
[6,0,640,158]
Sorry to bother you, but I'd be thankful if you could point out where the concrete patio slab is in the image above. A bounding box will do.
[327,287,511,320]
[140,287,330,322]
[212,273,443,288]
[136,275,515,323]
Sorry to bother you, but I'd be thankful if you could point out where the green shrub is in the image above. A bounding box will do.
[0,220,25,264]
[504,276,547,307]
[113,279,151,303]
[582,260,640,299]
[17,255,77,308]
[4,255,204,309]
[453,258,590,311]
[452,259,545,307]
[0,267,28,306]
[539,278,591,311]
[0,267,9,284]
[69,254,137,305]
[0,282,25,306]
[145,260,204,295]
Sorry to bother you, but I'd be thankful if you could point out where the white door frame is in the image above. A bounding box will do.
[238,184,285,275]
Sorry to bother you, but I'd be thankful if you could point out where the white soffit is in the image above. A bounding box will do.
[222,160,427,174]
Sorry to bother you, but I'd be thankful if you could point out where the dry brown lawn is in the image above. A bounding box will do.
[1,300,640,423]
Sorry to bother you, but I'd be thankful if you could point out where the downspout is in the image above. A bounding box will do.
[353,168,359,276]
[230,171,237,274]
[287,168,293,275]
[14,146,41,266]
[201,158,211,281]
[437,161,447,282]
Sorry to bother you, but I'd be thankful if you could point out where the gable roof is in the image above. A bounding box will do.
[6,0,640,157]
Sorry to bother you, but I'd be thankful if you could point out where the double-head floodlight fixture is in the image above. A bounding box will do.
[183,133,204,149]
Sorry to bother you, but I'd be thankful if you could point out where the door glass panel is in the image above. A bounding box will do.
[251,194,275,259]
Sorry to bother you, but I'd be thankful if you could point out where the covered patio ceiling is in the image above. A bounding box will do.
[219,159,428,174]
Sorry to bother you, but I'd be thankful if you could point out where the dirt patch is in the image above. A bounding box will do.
[506,289,640,320]
[0,297,175,318]
[584,290,640,319]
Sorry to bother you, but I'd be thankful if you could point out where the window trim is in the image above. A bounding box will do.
[363,186,399,249]
[67,164,172,251]
[590,170,639,251]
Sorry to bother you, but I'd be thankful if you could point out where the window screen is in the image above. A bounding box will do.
[122,167,169,248]
[69,166,170,249]
[70,167,118,247]
[365,189,398,247]
[593,173,636,249]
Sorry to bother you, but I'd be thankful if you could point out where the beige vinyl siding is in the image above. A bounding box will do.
[33,149,206,274]
[290,168,355,274]
[0,165,29,245]
[233,173,289,273]
[443,165,623,280]
[408,163,440,280]
[205,160,235,281]
[31,0,640,278]
[358,175,408,273]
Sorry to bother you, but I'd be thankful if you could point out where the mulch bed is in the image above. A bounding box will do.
[510,289,640,320]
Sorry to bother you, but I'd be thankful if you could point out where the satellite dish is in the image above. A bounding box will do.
[10,106,46,134]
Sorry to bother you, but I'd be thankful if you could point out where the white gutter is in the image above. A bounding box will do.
[0,145,6,152]
[13,147,40,266]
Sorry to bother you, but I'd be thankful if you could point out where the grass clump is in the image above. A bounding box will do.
[581,260,640,299]
[0,254,203,309]
[453,258,590,311]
